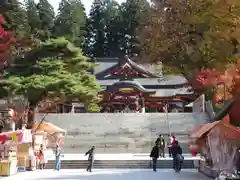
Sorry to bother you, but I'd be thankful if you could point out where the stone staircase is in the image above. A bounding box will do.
[45,159,196,169]
[36,113,207,153]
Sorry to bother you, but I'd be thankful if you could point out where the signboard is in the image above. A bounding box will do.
[0,133,22,145]
[118,88,134,92]
[0,130,32,146]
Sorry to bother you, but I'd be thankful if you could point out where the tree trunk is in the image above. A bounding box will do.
[26,101,38,129]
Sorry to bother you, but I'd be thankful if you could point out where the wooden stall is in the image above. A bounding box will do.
[32,122,66,168]
[33,122,66,148]
[0,129,32,176]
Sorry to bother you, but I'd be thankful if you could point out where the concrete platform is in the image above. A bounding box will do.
[1,169,211,180]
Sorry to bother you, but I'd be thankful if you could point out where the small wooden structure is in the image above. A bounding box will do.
[189,120,240,174]
[32,122,66,149]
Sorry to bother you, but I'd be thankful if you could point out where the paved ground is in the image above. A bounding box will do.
[2,169,211,180]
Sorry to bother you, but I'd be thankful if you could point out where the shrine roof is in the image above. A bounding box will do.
[97,75,187,86]
[94,58,118,74]
[154,87,192,97]
[93,56,159,78]
[101,80,156,93]
[100,84,192,97]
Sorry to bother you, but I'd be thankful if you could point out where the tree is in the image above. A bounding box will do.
[1,0,30,38]
[37,0,55,40]
[193,58,240,126]
[86,0,109,57]
[54,0,86,48]
[194,58,240,97]
[25,0,41,35]
[1,37,101,128]
[104,0,122,57]
[0,15,15,72]
[139,0,240,77]
[119,0,150,55]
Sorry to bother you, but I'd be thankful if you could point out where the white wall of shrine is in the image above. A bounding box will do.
[35,112,209,153]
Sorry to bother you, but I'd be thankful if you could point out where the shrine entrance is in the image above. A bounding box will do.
[98,81,189,113]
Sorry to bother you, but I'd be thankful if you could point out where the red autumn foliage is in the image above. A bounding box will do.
[189,68,224,91]
[0,15,15,70]
[191,58,240,97]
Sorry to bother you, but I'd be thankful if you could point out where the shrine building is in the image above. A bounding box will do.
[94,56,194,113]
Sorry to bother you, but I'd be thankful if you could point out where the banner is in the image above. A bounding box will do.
[0,130,32,146]
[193,94,205,113]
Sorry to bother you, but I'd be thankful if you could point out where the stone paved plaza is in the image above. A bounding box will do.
[1,169,211,180]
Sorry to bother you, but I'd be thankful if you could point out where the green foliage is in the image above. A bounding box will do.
[37,0,55,40]
[86,0,150,57]
[2,0,30,38]
[87,101,100,112]
[54,0,86,48]
[25,0,41,35]
[120,0,150,55]
[2,37,101,106]
[86,0,109,57]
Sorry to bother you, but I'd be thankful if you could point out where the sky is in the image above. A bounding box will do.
[42,0,126,15]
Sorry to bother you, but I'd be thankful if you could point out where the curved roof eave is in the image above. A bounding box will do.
[102,80,156,93]
[95,56,160,78]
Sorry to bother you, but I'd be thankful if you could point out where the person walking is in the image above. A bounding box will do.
[155,134,165,157]
[171,141,183,172]
[55,144,61,171]
[85,146,96,173]
[167,135,172,158]
[150,143,160,172]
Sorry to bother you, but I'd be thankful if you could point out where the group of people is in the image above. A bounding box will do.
[83,135,182,173]
[35,144,62,171]
[150,134,183,172]
[36,144,48,169]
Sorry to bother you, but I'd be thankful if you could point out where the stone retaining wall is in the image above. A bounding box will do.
[35,113,208,153]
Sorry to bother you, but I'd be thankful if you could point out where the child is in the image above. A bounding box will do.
[39,150,47,169]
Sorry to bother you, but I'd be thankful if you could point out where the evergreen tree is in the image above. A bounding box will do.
[54,0,86,48]
[104,0,122,57]
[1,0,30,38]
[25,0,41,35]
[1,38,101,128]
[119,0,150,55]
[86,0,108,57]
[37,0,55,40]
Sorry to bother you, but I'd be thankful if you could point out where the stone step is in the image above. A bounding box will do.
[45,160,196,169]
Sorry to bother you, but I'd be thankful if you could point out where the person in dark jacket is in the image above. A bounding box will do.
[85,146,96,172]
[150,143,160,172]
[155,134,165,157]
[171,141,183,171]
